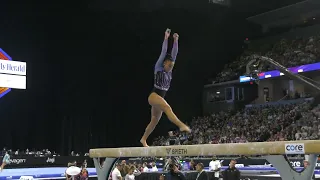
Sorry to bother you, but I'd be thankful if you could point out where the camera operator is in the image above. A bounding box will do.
[168,164,186,180]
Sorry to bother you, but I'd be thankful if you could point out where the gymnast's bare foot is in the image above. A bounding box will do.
[180,125,191,133]
[140,139,149,147]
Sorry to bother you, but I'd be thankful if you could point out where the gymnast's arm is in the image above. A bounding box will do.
[154,29,170,72]
[171,33,179,61]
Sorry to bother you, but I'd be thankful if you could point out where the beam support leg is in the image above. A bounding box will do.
[93,157,118,180]
[264,154,317,180]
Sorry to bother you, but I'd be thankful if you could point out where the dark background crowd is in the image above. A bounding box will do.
[215,34,320,83]
[0,148,88,157]
[152,98,318,146]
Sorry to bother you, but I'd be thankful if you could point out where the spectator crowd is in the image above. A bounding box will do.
[0,148,58,157]
[215,35,320,83]
[152,98,320,146]
[0,148,89,157]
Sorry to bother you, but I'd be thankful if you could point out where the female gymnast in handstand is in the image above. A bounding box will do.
[140,29,191,147]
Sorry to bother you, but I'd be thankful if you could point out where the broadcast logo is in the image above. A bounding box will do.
[285,143,305,154]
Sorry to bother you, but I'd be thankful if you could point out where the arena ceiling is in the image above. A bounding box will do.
[247,0,320,27]
[89,0,306,17]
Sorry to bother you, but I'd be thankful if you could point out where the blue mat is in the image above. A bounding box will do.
[0,167,97,180]
[0,167,320,179]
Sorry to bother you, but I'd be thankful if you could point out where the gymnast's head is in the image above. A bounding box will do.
[163,54,175,72]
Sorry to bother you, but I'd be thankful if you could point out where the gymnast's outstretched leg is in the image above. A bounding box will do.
[149,93,190,131]
[140,93,190,147]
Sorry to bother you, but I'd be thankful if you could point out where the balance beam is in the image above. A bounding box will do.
[90,140,320,180]
[89,140,320,158]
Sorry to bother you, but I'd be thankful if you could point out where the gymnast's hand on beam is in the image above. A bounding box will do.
[173,33,179,41]
[165,28,171,39]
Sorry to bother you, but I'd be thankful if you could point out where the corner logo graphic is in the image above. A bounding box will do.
[0,48,12,98]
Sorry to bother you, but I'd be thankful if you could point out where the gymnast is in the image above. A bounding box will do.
[0,151,10,171]
[140,28,191,147]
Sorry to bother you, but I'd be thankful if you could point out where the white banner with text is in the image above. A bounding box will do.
[0,73,26,89]
[0,59,27,89]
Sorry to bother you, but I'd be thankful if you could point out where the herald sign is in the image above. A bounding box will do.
[0,48,26,98]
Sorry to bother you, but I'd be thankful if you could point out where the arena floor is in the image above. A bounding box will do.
[0,167,97,179]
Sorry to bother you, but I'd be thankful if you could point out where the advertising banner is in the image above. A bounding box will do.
[0,48,12,97]
[0,73,26,89]
[0,49,27,90]
[0,156,92,168]
[285,143,305,154]
[0,59,27,76]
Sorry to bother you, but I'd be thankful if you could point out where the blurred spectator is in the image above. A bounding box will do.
[121,160,127,177]
[124,165,141,180]
[168,131,180,145]
[82,159,87,168]
[222,160,240,180]
[303,160,315,180]
[0,148,60,157]
[112,164,123,180]
[189,159,196,171]
[209,157,221,180]
[159,174,166,180]
[196,163,208,180]
[168,164,186,180]
[80,167,89,180]
[151,162,158,172]
[142,162,149,172]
